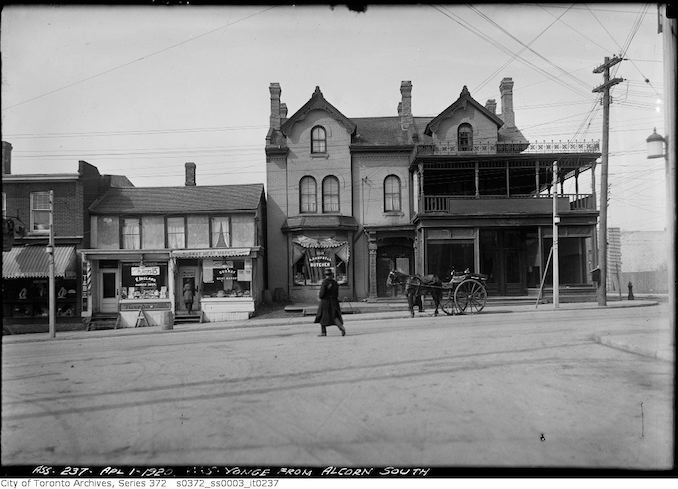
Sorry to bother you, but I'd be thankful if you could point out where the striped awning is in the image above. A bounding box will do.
[171,248,253,259]
[3,245,78,279]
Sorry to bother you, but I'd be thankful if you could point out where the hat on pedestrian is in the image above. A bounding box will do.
[324,268,334,276]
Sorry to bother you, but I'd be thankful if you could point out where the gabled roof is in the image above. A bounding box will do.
[281,86,356,136]
[90,184,264,214]
[424,86,505,136]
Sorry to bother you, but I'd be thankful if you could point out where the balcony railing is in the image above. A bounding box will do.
[417,139,600,156]
[422,193,595,214]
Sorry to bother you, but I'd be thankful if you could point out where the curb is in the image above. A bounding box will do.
[593,334,674,362]
[2,300,662,345]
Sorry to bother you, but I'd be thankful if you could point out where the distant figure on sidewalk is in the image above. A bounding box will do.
[183,282,195,314]
[628,281,634,300]
[314,268,346,336]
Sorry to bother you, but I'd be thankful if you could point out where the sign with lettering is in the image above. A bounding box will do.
[309,255,332,268]
[131,266,160,276]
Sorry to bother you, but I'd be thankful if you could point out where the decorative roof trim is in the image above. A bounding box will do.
[424,85,505,136]
[281,86,356,136]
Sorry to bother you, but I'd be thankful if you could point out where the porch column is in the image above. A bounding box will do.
[535,160,540,193]
[475,162,479,197]
[418,162,424,212]
[368,233,378,299]
[81,256,92,319]
[505,160,510,197]
[575,168,580,198]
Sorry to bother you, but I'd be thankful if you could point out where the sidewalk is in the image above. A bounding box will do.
[3,299,672,362]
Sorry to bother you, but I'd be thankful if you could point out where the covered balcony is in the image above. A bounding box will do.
[412,147,600,218]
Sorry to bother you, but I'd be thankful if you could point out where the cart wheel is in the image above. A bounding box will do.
[454,279,487,314]
[441,289,455,316]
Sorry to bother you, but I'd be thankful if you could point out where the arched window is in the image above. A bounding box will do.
[322,176,340,213]
[311,126,327,153]
[458,123,473,151]
[384,175,401,212]
[299,176,317,213]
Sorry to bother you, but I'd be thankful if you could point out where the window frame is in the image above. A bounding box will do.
[29,191,50,234]
[210,215,231,248]
[322,175,340,213]
[166,216,187,249]
[299,176,317,214]
[383,175,402,212]
[311,125,327,154]
[458,123,473,152]
[121,216,141,249]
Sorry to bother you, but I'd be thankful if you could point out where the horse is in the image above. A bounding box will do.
[386,270,443,318]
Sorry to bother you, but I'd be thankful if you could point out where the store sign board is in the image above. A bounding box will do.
[132,266,160,276]
[309,255,332,268]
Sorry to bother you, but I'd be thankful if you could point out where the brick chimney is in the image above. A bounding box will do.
[185,162,196,186]
[400,81,413,129]
[499,77,515,127]
[485,99,497,115]
[2,141,12,175]
[269,82,281,132]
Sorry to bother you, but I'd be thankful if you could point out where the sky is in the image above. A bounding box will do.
[1,3,668,233]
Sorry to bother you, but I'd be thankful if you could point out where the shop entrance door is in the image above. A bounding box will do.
[480,229,526,296]
[100,270,119,313]
[177,266,201,312]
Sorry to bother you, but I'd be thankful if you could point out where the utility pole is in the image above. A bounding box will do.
[552,160,560,308]
[593,56,624,306]
[48,189,56,339]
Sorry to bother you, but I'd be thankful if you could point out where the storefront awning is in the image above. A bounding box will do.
[3,245,78,279]
[171,248,254,259]
[292,236,350,264]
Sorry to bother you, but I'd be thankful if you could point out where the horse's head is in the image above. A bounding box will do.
[386,269,404,287]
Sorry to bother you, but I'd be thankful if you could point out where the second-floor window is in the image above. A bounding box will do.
[122,217,141,249]
[30,192,50,233]
[167,217,186,249]
[211,216,230,248]
[311,126,327,153]
[300,176,317,213]
[458,123,473,151]
[384,175,401,212]
[322,176,340,213]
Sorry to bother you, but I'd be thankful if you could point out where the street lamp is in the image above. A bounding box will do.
[646,128,667,159]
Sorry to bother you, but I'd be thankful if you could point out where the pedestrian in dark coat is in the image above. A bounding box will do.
[183,282,194,314]
[314,269,346,336]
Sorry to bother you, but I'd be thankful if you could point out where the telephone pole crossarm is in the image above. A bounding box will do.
[593,55,623,73]
[592,78,625,93]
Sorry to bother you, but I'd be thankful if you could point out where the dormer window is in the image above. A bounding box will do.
[458,123,473,152]
[311,126,327,153]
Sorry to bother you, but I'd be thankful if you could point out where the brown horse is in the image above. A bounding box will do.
[386,270,443,318]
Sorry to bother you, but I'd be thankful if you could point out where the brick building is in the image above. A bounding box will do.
[265,79,601,302]
[2,141,133,324]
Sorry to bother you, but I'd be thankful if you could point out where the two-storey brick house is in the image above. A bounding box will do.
[80,163,266,326]
[265,79,600,302]
[2,141,134,324]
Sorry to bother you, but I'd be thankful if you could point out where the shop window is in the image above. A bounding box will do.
[120,263,168,300]
[2,192,6,218]
[311,126,327,153]
[458,123,473,151]
[300,176,317,213]
[201,259,252,297]
[30,192,50,233]
[122,217,141,249]
[322,176,340,213]
[211,217,230,248]
[4,278,77,318]
[167,217,186,249]
[292,237,349,286]
[384,175,401,212]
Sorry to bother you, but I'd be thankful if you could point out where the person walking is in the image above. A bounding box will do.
[183,282,194,314]
[314,268,346,336]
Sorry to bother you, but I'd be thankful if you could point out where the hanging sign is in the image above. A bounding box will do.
[131,266,160,276]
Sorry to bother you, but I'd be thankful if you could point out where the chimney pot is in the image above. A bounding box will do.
[280,102,288,119]
[499,77,515,127]
[269,82,282,132]
[400,81,413,128]
[185,162,196,186]
[485,98,497,114]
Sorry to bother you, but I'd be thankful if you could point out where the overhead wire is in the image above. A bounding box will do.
[2,6,279,112]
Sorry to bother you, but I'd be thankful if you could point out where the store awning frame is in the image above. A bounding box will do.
[3,245,78,279]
